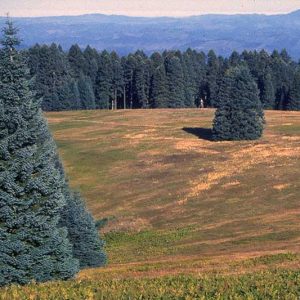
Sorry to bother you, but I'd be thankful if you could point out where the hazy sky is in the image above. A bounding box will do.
[1,0,300,17]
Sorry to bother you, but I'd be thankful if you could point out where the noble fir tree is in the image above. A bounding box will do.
[0,20,79,286]
[212,66,265,141]
[60,191,107,268]
[55,159,106,269]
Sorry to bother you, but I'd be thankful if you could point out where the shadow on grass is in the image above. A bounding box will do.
[182,127,214,141]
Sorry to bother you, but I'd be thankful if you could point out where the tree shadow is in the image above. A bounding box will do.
[182,127,214,141]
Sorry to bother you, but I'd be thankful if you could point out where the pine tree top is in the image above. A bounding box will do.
[1,18,20,52]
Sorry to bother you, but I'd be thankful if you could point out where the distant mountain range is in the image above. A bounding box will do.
[1,10,300,58]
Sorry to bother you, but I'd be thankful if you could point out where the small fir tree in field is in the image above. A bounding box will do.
[212,66,264,141]
[0,19,79,286]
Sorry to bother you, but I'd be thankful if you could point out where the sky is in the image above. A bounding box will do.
[1,0,300,17]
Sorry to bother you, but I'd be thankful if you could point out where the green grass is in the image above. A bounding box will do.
[1,109,300,296]
[238,253,299,267]
[1,270,300,299]
[104,227,193,263]
[0,108,289,297]
[44,109,300,272]
[274,124,300,135]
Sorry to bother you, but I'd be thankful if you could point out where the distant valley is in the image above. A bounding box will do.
[1,10,300,57]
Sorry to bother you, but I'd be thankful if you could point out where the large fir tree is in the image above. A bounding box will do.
[212,66,265,141]
[0,19,79,286]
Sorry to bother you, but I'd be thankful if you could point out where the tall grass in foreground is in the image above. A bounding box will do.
[1,270,299,299]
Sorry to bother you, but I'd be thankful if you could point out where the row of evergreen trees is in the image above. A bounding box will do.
[0,21,106,286]
[24,44,300,111]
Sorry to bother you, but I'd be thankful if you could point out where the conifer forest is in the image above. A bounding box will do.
[0,6,300,299]
[26,44,300,111]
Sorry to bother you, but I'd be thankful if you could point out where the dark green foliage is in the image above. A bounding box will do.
[287,69,300,110]
[182,49,206,108]
[0,20,79,286]
[132,54,148,108]
[27,43,73,111]
[78,74,96,110]
[212,66,265,141]
[25,44,299,112]
[68,44,87,79]
[123,54,136,109]
[95,51,113,109]
[83,46,99,84]
[95,218,109,230]
[206,50,220,107]
[150,64,169,108]
[56,79,81,111]
[60,191,107,269]
[165,55,185,108]
[261,72,275,109]
[229,51,241,67]
[111,52,124,109]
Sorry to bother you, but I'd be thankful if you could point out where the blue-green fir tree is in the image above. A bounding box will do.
[0,19,79,286]
[212,66,264,141]
[60,190,107,269]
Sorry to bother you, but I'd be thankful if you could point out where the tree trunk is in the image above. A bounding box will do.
[114,90,117,110]
[123,86,126,109]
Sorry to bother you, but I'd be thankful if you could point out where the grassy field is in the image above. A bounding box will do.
[1,108,300,298]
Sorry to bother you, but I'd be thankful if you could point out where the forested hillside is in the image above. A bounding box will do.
[25,45,300,111]
[2,10,300,57]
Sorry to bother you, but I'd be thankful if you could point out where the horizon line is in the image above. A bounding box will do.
[0,9,299,19]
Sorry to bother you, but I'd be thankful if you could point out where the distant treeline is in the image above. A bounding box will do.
[24,44,300,111]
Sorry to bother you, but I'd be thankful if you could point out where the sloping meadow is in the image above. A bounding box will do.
[2,108,295,297]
